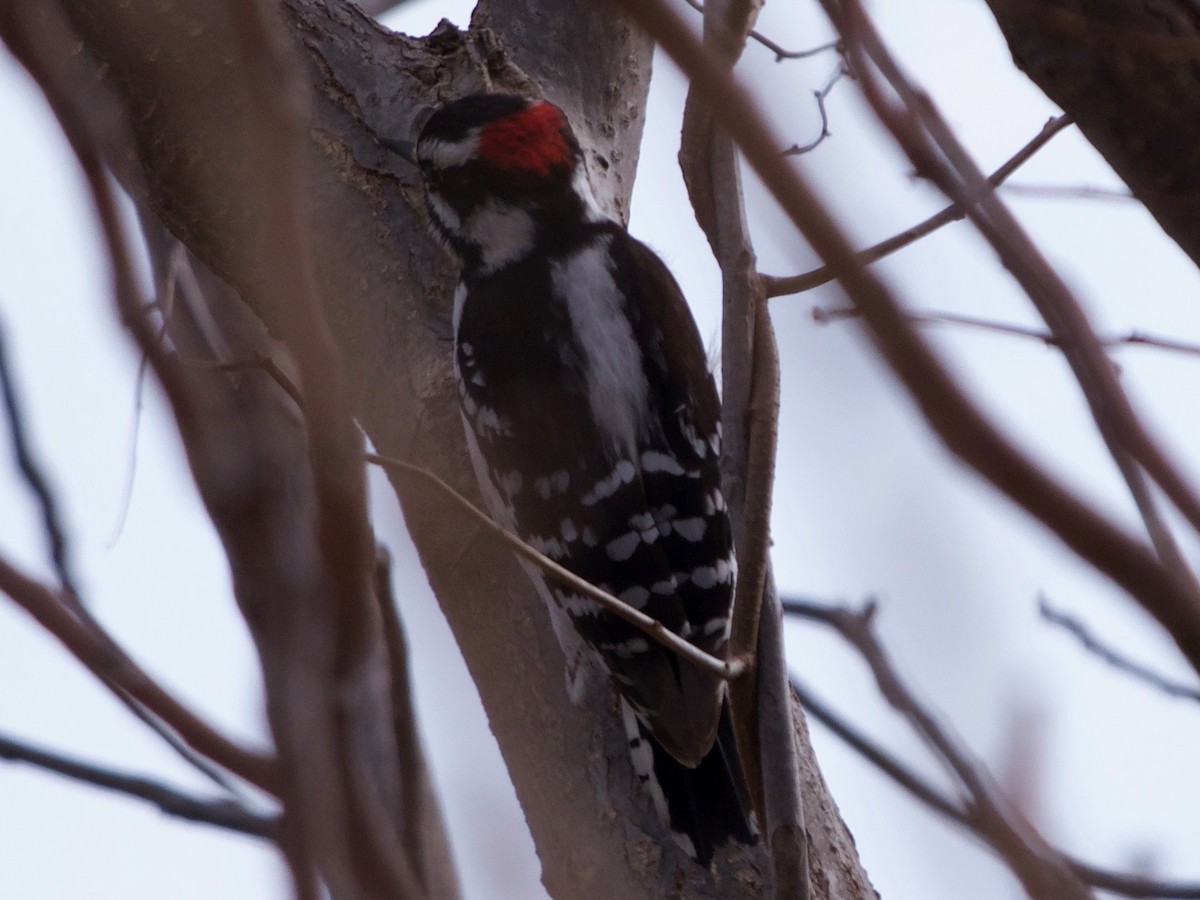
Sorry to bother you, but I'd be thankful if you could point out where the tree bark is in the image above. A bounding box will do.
[14,0,876,895]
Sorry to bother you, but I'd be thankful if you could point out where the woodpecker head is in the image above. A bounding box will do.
[409,93,603,274]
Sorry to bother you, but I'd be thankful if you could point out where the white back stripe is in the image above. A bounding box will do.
[553,237,650,459]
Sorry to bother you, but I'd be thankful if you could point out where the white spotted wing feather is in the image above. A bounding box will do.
[453,225,733,768]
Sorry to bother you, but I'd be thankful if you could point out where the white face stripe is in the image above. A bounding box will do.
[416,131,481,170]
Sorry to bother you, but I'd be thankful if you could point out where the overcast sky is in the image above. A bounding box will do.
[3,1,1200,898]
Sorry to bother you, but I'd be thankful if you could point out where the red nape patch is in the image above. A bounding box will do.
[479,101,572,177]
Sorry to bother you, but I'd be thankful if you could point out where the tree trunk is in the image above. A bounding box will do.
[15,0,876,895]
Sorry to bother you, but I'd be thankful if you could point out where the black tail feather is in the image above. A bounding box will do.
[642,702,758,865]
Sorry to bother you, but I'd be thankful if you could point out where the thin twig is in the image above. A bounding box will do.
[764,114,1073,297]
[1003,183,1136,202]
[191,347,745,685]
[109,221,186,548]
[782,62,850,156]
[0,319,81,602]
[812,305,1200,360]
[812,251,1191,574]
[680,0,841,61]
[0,730,280,839]
[132,696,256,800]
[366,452,744,682]
[1039,595,1200,703]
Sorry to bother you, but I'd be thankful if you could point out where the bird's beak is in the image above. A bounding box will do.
[383,137,416,163]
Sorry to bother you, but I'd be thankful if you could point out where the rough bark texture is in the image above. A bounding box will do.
[984,0,1200,270]
[21,0,873,895]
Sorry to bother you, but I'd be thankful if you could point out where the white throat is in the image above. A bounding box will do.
[465,199,537,274]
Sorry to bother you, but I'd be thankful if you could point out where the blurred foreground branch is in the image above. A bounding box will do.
[786,601,1200,899]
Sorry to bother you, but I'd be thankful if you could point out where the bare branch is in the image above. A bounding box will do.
[676,1,808,893]
[783,597,1092,898]
[223,0,375,653]
[813,305,1200,361]
[218,5,429,897]
[791,675,1200,898]
[0,320,81,601]
[782,61,851,156]
[1039,595,1200,703]
[372,548,458,892]
[830,0,1200,576]
[0,557,278,792]
[0,730,280,839]
[367,452,744,682]
[610,0,1200,684]
[680,0,841,62]
[763,115,1073,298]
[755,576,808,898]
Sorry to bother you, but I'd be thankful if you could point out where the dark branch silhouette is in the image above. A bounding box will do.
[1039,595,1200,704]
[0,731,279,839]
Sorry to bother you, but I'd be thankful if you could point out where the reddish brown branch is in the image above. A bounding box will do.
[610,0,1200,684]
[0,558,278,792]
[830,0,1200,576]
[223,0,374,658]
[219,6,427,898]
